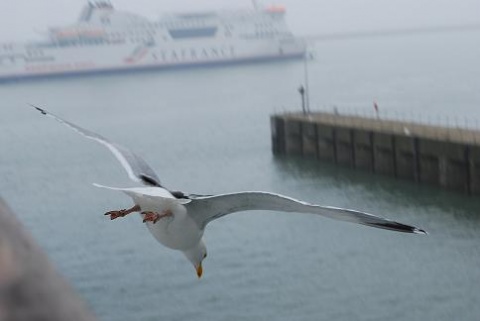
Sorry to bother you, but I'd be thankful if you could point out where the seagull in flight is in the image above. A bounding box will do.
[31,105,426,278]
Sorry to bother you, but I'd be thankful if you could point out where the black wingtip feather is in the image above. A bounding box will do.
[139,174,162,187]
[368,222,427,234]
[171,191,189,199]
[415,228,428,235]
[29,103,47,115]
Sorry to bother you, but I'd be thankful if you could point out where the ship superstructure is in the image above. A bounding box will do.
[0,1,306,80]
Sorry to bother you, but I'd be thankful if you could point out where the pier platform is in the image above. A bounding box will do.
[271,112,480,195]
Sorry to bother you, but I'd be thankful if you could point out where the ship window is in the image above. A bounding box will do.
[168,27,217,39]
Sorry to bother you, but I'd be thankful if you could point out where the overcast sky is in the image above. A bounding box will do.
[0,0,479,42]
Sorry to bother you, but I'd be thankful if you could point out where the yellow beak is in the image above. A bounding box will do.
[196,264,203,278]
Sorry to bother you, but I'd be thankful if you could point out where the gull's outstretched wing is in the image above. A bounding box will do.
[186,191,426,234]
[31,104,162,187]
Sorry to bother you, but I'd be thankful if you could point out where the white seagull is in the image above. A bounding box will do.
[32,105,426,278]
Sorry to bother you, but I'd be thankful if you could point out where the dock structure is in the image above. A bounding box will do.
[271,112,480,195]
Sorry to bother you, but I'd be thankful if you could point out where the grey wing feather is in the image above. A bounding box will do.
[31,104,162,187]
[186,191,426,234]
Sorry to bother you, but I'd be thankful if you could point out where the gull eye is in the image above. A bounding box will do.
[203,253,207,259]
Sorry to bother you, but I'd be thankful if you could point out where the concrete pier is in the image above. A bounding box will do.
[271,112,480,195]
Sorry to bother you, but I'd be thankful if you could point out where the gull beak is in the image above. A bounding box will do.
[196,263,203,278]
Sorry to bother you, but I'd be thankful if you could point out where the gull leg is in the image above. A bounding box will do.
[105,204,140,220]
[142,209,173,224]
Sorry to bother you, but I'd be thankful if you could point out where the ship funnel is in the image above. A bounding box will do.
[90,1,113,9]
[79,1,114,22]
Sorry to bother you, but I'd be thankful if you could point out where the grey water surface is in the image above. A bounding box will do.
[1,31,480,321]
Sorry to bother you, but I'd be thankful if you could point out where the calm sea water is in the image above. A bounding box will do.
[1,31,480,321]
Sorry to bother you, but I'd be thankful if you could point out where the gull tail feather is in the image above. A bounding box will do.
[92,183,191,205]
[92,183,141,198]
[92,183,142,198]
[92,183,127,191]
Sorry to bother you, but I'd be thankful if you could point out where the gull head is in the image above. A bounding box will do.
[183,240,207,278]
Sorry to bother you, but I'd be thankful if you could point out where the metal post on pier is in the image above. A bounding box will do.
[298,85,306,115]
[303,50,311,113]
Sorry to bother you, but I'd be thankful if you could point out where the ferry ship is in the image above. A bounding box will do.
[0,1,306,81]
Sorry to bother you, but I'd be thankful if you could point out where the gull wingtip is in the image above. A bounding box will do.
[414,228,428,235]
[28,103,47,115]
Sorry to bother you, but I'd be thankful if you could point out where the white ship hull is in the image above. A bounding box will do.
[0,2,306,81]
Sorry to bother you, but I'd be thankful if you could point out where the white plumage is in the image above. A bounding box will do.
[32,105,426,278]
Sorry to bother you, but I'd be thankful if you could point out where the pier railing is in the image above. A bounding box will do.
[274,105,480,144]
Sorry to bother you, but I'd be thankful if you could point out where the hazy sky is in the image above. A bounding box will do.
[0,0,479,41]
